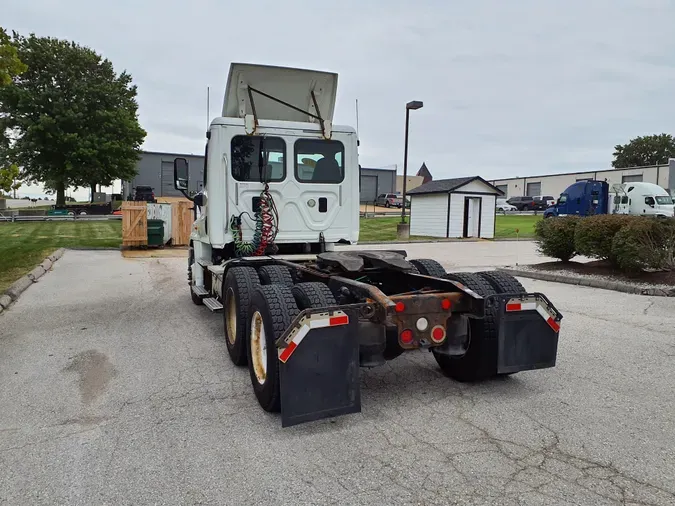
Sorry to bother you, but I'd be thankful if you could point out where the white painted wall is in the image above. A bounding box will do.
[410,193,448,237]
[448,193,496,238]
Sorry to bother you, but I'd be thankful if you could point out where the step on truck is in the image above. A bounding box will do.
[173,63,563,427]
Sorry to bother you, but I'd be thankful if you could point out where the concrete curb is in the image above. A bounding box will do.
[1,248,66,314]
[497,267,675,297]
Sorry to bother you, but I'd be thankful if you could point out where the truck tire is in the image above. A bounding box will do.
[248,285,300,412]
[409,259,446,278]
[476,271,526,294]
[223,267,260,366]
[433,272,499,382]
[188,247,203,306]
[291,282,336,309]
[258,265,293,286]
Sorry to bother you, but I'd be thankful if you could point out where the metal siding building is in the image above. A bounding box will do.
[359,167,396,203]
[126,153,395,202]
[490,159,675,199]
[123,151,205,199]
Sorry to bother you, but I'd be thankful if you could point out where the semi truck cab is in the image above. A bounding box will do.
[544,180,609,218]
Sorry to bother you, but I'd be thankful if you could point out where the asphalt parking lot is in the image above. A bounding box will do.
[1,246,674,505]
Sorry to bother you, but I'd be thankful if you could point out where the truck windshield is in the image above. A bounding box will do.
[655,196,672,205]
[295,139,344,184]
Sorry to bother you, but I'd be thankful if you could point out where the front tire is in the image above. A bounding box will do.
[248,285,299,412]
[188,247,203,306]
[223,267,260,366]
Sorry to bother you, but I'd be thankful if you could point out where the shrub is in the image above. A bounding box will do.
[611,218,675,273]
[534,216,580,262]
[574,214,634,263]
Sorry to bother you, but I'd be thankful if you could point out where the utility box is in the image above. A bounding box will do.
[147,219,165,247]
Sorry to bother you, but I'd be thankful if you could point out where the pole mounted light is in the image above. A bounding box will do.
[401,100,423,224]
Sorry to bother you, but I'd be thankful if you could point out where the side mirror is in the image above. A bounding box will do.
[174,158,189,191]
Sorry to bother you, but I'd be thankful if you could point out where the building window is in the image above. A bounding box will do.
[231,136,286,182]
[294,139,344,184]
[622,174,643,183]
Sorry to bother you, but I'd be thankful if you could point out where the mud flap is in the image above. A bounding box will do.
[278,308,361,427]
[490,293,562,375]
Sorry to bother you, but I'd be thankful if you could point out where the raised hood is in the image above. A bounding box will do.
[222,63,338,123]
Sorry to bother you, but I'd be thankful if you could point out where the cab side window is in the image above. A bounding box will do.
[645,197,655,206]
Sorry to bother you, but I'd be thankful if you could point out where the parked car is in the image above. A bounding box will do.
[533,195,556,210]
[506,196,536,211]
[496,199,517,212]
[376,193,403,208]
[133,185,157,203]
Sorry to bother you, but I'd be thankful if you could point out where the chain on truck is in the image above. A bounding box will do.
[172,63,563,427]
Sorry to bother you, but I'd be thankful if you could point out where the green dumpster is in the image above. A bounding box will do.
[147,219,165,247]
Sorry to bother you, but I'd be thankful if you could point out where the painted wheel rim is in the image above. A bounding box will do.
[225,288,237,345]
[250,311,267,385]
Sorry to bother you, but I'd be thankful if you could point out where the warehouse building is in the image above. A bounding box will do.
[489,159,675,199]
[124,151,399,202]
[123,151,205,199]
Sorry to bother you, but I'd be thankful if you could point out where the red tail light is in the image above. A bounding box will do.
[431,326,446,343]
[441,299,451,310]
[400,329,413,344]
[395,302,405,313]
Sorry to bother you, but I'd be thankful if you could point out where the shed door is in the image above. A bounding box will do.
[360,175,377,203]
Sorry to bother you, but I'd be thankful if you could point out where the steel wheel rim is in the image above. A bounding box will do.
[225,288,237,345]
[250,311,267,385]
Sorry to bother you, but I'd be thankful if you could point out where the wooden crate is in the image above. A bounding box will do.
[171,201,193,246]
[121,202,148,247]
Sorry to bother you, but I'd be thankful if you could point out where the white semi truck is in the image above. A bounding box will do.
[173,63,563,427]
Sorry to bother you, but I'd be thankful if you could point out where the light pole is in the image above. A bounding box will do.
[400,100,423,225]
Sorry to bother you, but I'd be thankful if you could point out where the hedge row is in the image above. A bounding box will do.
[534,215,675,273]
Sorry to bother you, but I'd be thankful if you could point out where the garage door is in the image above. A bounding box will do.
[161,161,177,197]
[526,182,541,196]
[360,175,377,203]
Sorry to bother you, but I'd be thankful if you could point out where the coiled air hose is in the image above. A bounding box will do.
[230,182,279,257]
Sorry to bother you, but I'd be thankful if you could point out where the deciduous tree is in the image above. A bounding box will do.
[0,32,146,206]
[612,134,675,168]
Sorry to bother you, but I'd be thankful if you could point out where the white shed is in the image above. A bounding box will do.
[408,177,504,239]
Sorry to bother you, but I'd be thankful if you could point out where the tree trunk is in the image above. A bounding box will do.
[55,180,66,208]
[90,183,97,203]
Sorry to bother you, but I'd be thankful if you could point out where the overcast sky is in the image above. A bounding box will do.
[5,0,675,200]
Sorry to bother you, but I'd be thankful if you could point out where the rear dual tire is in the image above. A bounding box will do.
[434,271,525,382]
[248,285,300,412]
[223,267,260,366]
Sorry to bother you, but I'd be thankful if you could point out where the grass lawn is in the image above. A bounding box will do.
[358,214,542,242]
[494,213,542,239]
[0,221,121,293]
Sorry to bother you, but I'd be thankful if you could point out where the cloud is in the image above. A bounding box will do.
[5,0,675,199]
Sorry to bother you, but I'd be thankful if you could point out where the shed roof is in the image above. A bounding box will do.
[407,176,504,196]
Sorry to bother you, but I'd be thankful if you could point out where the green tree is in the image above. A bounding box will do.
[612,134,675,168]
[0,33,146,206]
[0,163,21,194]
[0,27,27,86]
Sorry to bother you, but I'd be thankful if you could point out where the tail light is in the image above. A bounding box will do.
[430,325,446,343]
[400,329,413,344]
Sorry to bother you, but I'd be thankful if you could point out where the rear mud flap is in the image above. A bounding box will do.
[278,308,361,427]
[488,293,562,375]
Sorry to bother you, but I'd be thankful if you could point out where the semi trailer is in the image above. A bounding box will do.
[173,63,563,427]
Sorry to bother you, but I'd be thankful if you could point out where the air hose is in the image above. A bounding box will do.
[230,182,279,257]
